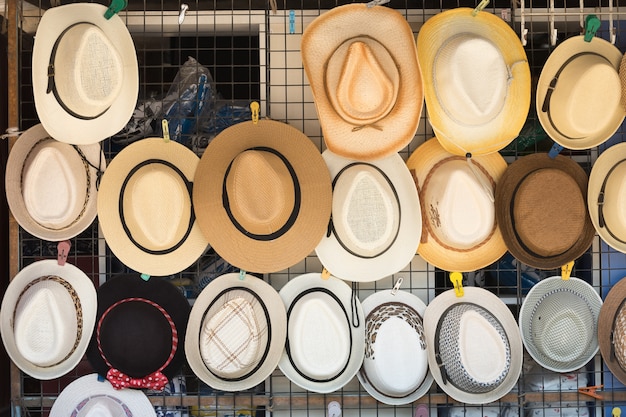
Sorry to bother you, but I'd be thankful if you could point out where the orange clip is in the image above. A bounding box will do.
[578,385,603,400]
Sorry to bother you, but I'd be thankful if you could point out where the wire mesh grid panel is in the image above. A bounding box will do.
[8,0,626,416]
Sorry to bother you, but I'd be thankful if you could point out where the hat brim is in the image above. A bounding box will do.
[97,138,208,276]
[193,119,332,274]
[417,8,531,156]
[599,276,626,385]
[536,35,624,150]
[32,3,138,145]
[495,153,595,270]
[49,373,156,417]
[278,273,365,393]
[356,289,434,405]
[423,287,523,404]
[0,260,97,380]
[315,150,422,282]
[301,3,423,161]
[406,138,508,272]
[5,124,105,241]
[185,273,287,391]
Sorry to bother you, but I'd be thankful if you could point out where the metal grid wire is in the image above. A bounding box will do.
[8,0,626,415]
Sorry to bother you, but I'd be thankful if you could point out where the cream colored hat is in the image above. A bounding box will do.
[97,138,208,276]
[357,288,433,405]
[0,259,97,380]
[537,35,624,150]
[278,273,365,393]
[301,3,423,161]
[5,124,105,241]
[32,3,139,144]
[315,150,421,282]
[407,138,508,272]
[185,273,287,392]
[417,8,531,156]
[424,287,523,404]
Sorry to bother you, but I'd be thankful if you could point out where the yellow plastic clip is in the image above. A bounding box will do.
[321,268,331,280]
[250,101,260,125]
[450,272,464,297]
[612,407,621,417]
[162,119,170,142]
[561,261,574,281]
[239,269,246,280]
[472,0,490,16]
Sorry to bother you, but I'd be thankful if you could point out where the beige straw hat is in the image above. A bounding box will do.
[598,276,626,385]
[301,3,423,161]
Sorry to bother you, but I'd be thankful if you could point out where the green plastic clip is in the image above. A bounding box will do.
[140,273,150,281]
[584,15,601,42]
[104,0,128,20]
[239,269,246,280]
[472,0,490,16]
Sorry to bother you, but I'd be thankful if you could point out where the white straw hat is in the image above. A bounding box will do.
[32,3,139,144]
[278,273,365,393]
[0,259,97,380]
[5,124,105,241]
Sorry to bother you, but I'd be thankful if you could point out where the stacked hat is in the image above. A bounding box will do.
[599,277,626,385]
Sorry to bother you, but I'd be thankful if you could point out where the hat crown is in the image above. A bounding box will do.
[77,398,126,417]
[614,302,626,370]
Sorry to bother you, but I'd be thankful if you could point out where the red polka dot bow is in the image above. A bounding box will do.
[107,368,169,390]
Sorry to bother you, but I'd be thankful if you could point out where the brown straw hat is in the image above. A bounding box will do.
[193,119,332,273]
[598,277,626,385]
[495,153,594,270]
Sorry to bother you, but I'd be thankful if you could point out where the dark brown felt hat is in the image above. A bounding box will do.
[598,277,626,385]
[495,153,594,270]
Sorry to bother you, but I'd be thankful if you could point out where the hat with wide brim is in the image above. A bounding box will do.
[5,124,105,241]
[301,3,423,161]
[193,119,332,274]
[406,138,508,272]
[417,8,531,156]
[32,3,138,145]
[315,150,421,282]
[424,287,523,404]
[598,276,626,385]
[0,259,97,380]
[86,274,191,390]
[495,153,595,270]
[356,289,434,405]
[97,138,208,276]
[520,276,602,373]
[185,272,287,392]
[536,35,624,150]
[588,142,626,254]
[278,273,365,393]
[49,373,156,417]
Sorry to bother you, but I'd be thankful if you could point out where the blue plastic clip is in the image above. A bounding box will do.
[289,10,296,34]
[548,142,563,159]
[584,15,601,42]
[97,374,106,382]
[104,0,127,19]
[141,273,151,281]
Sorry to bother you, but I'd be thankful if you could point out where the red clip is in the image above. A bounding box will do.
[578,385,603,400]
[57,240,71,266]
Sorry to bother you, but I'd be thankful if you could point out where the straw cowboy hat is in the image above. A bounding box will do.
[519,276,602,373]
[185,273,287,392]
[407,138,508,272]
[97,138,209,277]
[278,273,365,393]
[495,153,595,270]
[588,142,626,253]
[49,373,156,417]
[424,287,523,404]
[417,8,531,156]
[301,3,423,161]
[315,150,422,282]
[357,288,434,405]
[0,259,97,380]
[5,124,105,241]
[537,35,625,150]
[86,274,190,391]
[193,119,332,274]
[32,3,139,145]
[598,277,626,385]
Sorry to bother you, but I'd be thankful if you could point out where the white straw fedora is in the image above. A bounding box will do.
[49,373,156,417]
[278,273,365,393]
[5,124,105,241]
[519,276,602,373]
[0,259,97,380]
[357,288,434,405]
[97,138,209,276]
[315,150,421,282]
[588,142,626,253]
[537,35,625,150]
[185,273,287,392]
[424,287,523,404]
[32,3,139,145]
[301,3,423,161]
[407,138,508,272]
[417,8,531,156]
